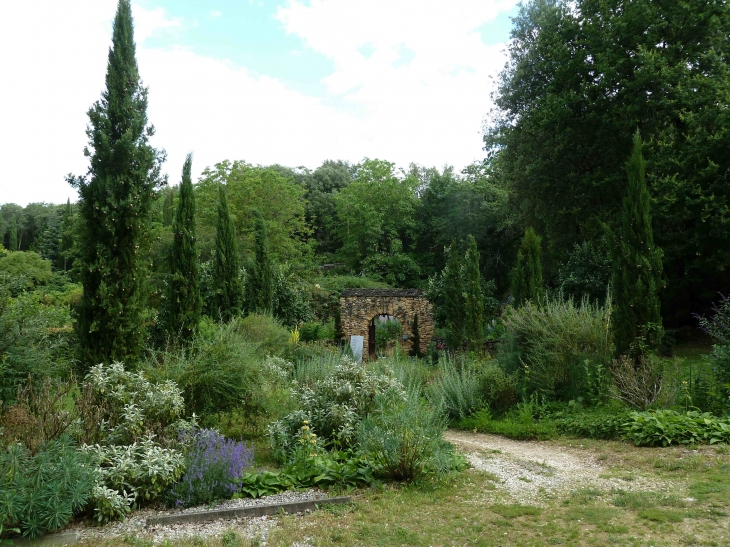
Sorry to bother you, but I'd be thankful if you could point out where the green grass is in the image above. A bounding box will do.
[74,436,730,547]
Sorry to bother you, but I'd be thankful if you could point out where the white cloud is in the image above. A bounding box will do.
[0,0,515,206]
[275,0,517,166]
[210,10,223,18]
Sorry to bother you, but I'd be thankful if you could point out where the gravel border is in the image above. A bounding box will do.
[69,489,334,544]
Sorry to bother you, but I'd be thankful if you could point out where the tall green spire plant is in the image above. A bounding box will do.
[213,185,243,321]
[464,235,484,352]
[443,240,465,352]
[167,154,201,339]
[245,209,274,314]
[67,0,165,367]
[611,131,663,359]
[511,228,543,307]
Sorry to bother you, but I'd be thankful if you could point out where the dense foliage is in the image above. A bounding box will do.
[4,0,730,536]
[611,133,663,359]
[166,153,201,339]
[486,0,730,324]
[67,0,165,368]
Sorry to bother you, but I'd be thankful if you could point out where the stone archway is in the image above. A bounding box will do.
[339,289,434,359]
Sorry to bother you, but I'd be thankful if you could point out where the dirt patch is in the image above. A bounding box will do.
[445,430,669,505]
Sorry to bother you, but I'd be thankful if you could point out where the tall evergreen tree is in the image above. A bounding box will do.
[333,305,344,346]
[162,187,174,227]
[166,154,201,339]
[67,0,165,367]
[511,227,543,306]
[443,241,465,352]
[611,131,663,358]
[408,313,423,358]
[213,185,243,320]
[245,209,274,314]
[8,218,18,251]
[60,199,75,272]
[464,235,484,352]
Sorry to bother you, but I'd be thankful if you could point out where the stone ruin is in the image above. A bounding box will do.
[339,288,434,359]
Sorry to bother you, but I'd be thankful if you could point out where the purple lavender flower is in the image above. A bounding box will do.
[171,428,255,507]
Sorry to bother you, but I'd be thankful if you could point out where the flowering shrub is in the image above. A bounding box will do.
[268,358,405,460]
[82,436,185,522]
[170,429,255,507]
[75,362,195,522]
[80,362,189,446]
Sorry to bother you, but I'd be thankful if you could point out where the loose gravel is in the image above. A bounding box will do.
[70,490,329,545]
[445,430,669,505]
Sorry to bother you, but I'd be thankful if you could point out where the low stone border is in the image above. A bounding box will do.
[145,496,352,528]
[4,531,80,546]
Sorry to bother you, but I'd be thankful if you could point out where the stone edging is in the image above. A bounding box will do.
[3,531,80,546]
[145,496,352,528]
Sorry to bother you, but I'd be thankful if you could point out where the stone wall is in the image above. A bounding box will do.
[339,289,434,358]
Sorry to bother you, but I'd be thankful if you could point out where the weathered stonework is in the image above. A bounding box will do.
[339,289,434,358]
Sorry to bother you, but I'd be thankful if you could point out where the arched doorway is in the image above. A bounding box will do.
[367,314,399,359]
[339,289,434,360]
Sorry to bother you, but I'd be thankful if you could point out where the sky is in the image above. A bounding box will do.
[0,0,519,206]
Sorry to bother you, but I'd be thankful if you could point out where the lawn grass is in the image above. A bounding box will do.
[76,437,730,547]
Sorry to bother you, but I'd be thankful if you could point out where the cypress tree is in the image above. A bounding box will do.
[611,131,663,359]
[67,0,164,367]
[162,187,174,227]
[166,154,201,339]
[443,240,465,352]
[511,227,543,306]
[245,209,274,314]
[408,313,423,358]
[8,218,18,251]
[60,199,75,272]
[213,184,243,321]
[333,306,344,346]
[464,235,484,352]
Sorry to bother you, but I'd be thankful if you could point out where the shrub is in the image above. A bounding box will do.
[170,429,255,507]
[298,321,321,342]
[0,436,95,538]
[268,358,405,460]
[695,295,730,411]
[0,252,53,293]
[356,389,463,481]
[0,283,75,403]
[500,294,612,401]
[79,362,187,446]
[82,436,185,521]
[610,354,678,410]
[375,317,402,351]
[429,359,484,421]
[0,377,76,453]
[237,313,290,356]
[557,241,612,305]
[429,356,517,420]
[144,320,269,419]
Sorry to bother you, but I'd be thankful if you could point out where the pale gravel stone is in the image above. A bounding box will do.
[70,489,327,545]
[445,430,670,506]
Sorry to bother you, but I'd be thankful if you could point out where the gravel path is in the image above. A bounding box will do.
[445,430,668,505]
[70,490,329,545]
